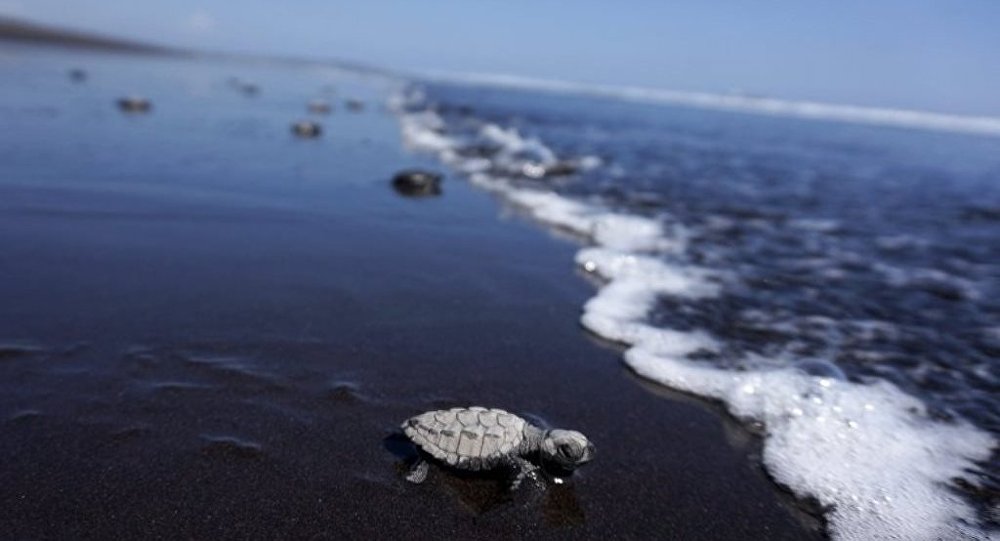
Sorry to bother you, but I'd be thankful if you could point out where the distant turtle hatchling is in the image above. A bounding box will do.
[291,120,322,138]
[117,96,152,113]
[392,169,442,197]
[307,99,332,114]
[401,406,594,489]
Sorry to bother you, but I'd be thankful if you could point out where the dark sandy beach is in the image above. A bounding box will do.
[0,44,825,539]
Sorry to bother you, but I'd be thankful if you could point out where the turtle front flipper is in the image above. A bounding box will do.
[406,459,430,484]
[507,456,540,491]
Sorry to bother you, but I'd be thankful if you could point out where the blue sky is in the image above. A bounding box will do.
[4,0,999,115]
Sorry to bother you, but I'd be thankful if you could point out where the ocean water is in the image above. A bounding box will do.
[395,83,1000,540]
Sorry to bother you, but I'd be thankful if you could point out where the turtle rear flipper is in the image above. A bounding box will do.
[406,459,430,484]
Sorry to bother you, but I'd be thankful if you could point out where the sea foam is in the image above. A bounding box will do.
[626,349,995,541]
[391,89,998,540]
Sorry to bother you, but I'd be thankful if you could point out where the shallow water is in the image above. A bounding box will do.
[0,46,825,539]
[397,82,1000,539]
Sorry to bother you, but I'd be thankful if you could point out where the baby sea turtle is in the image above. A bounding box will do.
[225,77,258,96]
[240,82,259,96]
[401,406,595,489]
[117,96,152,113]
[291,121,322,138]
[307,99,332,114]
[392,169,442,197]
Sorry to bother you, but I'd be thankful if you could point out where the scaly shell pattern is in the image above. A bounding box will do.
[402,406,526,471]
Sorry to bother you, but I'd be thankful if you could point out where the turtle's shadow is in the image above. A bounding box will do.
[541,482,586,527]
[382,432,585,523]
[383,431,420,464]
[392,183,443,198]
[383,432,513,513]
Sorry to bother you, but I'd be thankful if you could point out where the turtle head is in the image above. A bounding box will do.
[540,429,595,471]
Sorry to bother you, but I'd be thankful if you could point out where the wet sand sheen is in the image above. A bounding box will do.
[0,45,821,539]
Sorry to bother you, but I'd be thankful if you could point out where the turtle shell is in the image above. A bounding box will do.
[402,407,526,471]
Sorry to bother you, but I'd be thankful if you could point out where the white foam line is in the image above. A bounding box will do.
[626,348,995,541]
[575,248,718,298]
[421,71,1000,138]
[391,91,998,540]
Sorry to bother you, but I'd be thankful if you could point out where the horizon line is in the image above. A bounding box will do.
[5,15,999,138]
[419,70,1000,138]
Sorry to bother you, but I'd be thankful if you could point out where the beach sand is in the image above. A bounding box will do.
[0,45,822,539]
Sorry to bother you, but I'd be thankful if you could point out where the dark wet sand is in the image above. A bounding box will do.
[0,45,822,539]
